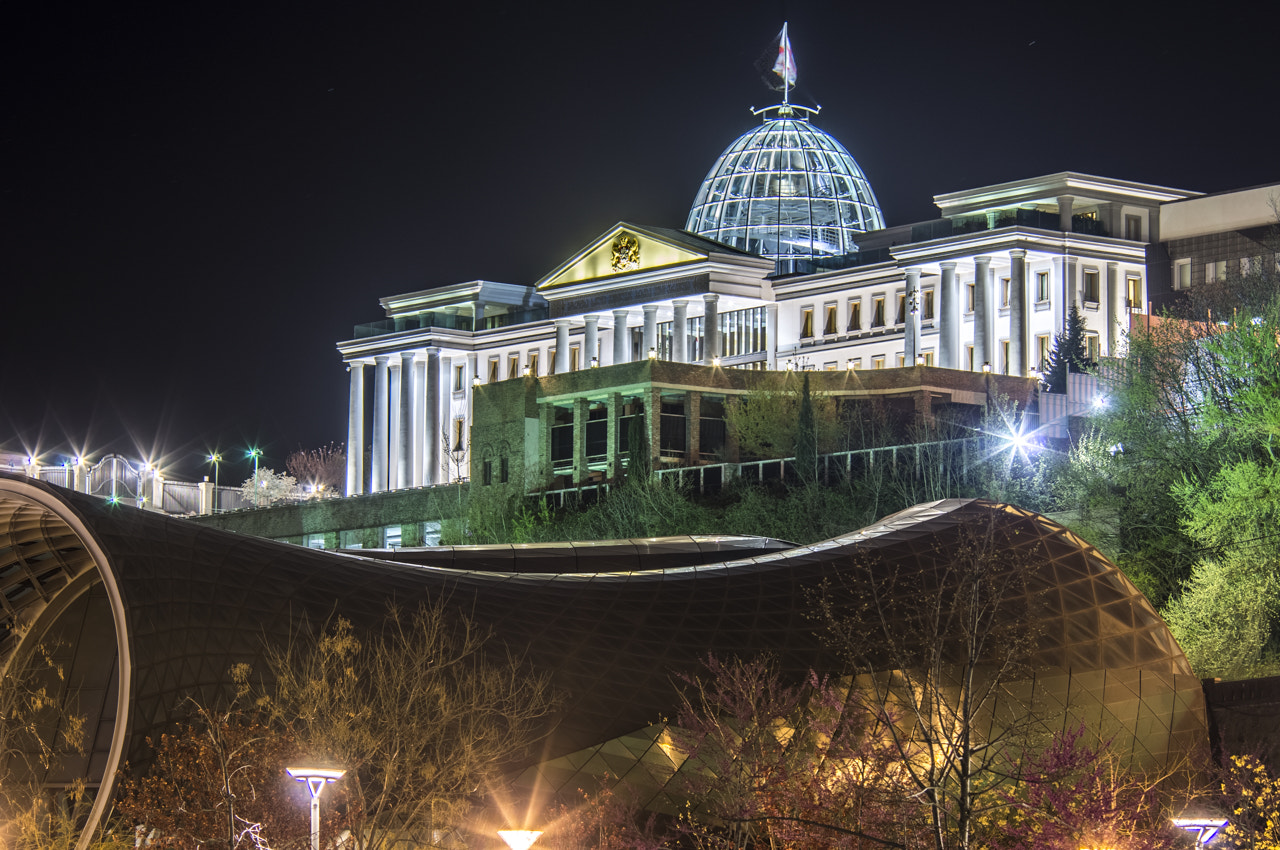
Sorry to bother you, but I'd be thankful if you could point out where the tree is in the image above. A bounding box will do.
[1042,304,1089,394]
[1220,753,1280,850]
[286,444,346,498]
[115,696,324,850]
[669,655,917,850]
[724,377,843,460]
[794,374,818,483]
[627,407,651,484]
[813,514,1045,850]
[238,468,297,507]
[254,602,558,850]
[990,725,1186,850]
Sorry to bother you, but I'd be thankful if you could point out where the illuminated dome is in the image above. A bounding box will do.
[686,105,885,260]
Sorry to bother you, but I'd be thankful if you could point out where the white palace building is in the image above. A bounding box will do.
[336,96,1278,496]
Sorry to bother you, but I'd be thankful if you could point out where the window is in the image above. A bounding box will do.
[500,457,509,483]
[339,529,363,550]
[421,521,442,547]
[965,282,976,313]
[1124,214,1143,241]
[896,293,906,324]
[922,289,935,320]
[305,533,325,550]
[823,303,838,335]
[922,351,934,366]
[823,361,838,371]
[871,296,885,327]
[549,348,557,375]
[872,355,885,370]
[965,345,975,371]
[528,351,539,376]
[570,344,580,372]
[1126,275,1143,311]
[508,354,520,378]
[453,364,465,391]
[1001,277,1011,308]
[1174,260,1192,290]
[1206,260,1227,283]
[488,358,499,383]
[453,418,465,451]
[1036,271,1051,302]
[482,460,493,485]
[848,299,862,332]
[896,353,905,367]
[384,525,402,548]
[800,306,814,338]
[1036,335,1052,371]
[1083,270,1100,303]
[1001,340,1010,374]
[1085,333,1100,364]
[850,357,862,370]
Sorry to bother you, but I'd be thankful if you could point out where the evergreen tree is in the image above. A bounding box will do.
[1042,304,1090,393]
[795,373,818,483]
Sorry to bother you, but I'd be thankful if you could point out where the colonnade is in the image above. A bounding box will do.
[346,347,446,497]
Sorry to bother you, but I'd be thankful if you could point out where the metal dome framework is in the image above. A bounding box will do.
[686,106,886,260]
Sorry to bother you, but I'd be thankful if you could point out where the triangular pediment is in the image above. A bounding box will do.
[537,224,712,291]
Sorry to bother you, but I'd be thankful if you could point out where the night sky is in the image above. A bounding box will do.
[4,1,1277,481]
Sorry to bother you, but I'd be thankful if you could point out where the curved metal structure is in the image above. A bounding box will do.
[0,473,1206,844]
[686,106,886,260]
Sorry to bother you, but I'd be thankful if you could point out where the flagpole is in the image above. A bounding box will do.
[781,22,790,106]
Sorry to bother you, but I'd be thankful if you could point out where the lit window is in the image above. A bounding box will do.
[1206,260,1227,283]
[800,306,814,338]
[1001,278,1011,308]
[922,289,935,320]
[488,358,499,383]
[549,348,556,375]
[895,353,905,367]
[1126,276,1143,311]
[850,357,862,370]
[1001,340,1010,374]
[1083,270,1100,303]
[966,282,976,313]
[871,296,885,327]
[528,351,539,375]
[453,419,465,451]
[384,525,402,548]
[872,355,885,370]
[305,533,325,550]
[847,299,862,332]
[896,293,906,324]
[508,354,519,378]
[1085,333,1100,364]
[823,303,838,335]
[570,345,580,371]
[965,345,975,371]
[421,521,442,547]
[922,351,934,366]
[1036,271,1051,302]
[823,361,837,371]
[1036,335,1052,371]
[454,364,465,391]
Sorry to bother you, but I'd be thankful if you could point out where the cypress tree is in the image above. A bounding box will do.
[627,406,651,485]
[795,373,818,483]
[1043,304,1090,393]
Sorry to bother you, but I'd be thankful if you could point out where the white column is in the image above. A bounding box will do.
[904,268,921,365]
[765,303,778,369]
[584,314,599,366]
[346,361,365,496]
[555,319,571,374]
[1106,261,1121,356]
[1009,249,1027,376]
[613,309,630,364]
[371,355,390,492]
[1058,195,1075,232]
[388,360,402,486]
[702,293,720,365]
[642,305,658,358]
[424,347,441,486]
[672,301,688,362]
[939,262,959,369]
[412,355,426,486]
[973,256,992,370]
[397,351,414,489]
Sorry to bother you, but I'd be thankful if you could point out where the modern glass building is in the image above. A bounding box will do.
[685,105,886,260]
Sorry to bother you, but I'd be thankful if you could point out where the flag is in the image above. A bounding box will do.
[755,23,796,92]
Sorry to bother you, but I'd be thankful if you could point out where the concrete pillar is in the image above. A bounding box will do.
[643,305,658,359]
[572,397,589,484]
[372,354,390,492]
[904,268,921,365]
[647,387,662,468]
[412,356,426,486]
[672,301,688,362]
[424,347,441,486]
[973,256,992,370]
[346,361,365,496]
[538,402,554,488]
[703,294,720,365]
[607,392,623,480]
[1058,257,1078,333]
[397,352,414,489]
[1058,195,1075,232]
[584,314,599,367]
[388,360,402,486]
[555,319,571,374]
[613,309,630,364]
[1106,262,1121,356]
[474,300,487,331]
[198,478,215,516]
[939,262,959,369]
[1009,249,1027,376]
[766,303,779,369]
[685,391,702,464]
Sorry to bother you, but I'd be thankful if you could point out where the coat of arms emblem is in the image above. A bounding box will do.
[611,234,640,272]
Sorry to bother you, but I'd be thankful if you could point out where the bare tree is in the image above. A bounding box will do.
[812,514,1046,850]
[255,602,558,850]
[285,444,346,497]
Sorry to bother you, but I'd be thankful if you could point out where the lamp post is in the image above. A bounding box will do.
[248,448,263,507]
[207,453,221,512]
[287,767,345,850]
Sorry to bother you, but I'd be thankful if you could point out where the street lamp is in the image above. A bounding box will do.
[498,830,542,850]
[287,766,345,850]
[248,448,262,506]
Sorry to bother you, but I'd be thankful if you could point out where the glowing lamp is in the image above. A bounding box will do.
[711,356,721,366]
[785,360,794,371]
[472,376,482,387]
[846,359,855,370]
[647,347,657,359]
[590,356,599,368]
[522,366,531,377]
[981,362,992,373]
[1172,817,1228,846]
[287,767,346,850]
[498,831,542,850]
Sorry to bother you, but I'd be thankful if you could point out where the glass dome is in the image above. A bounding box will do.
[686,107,885,260]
